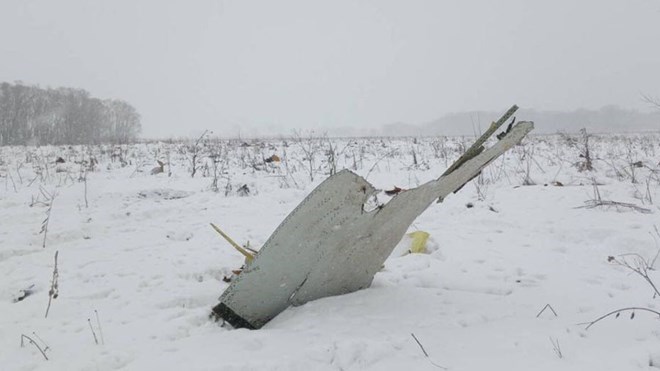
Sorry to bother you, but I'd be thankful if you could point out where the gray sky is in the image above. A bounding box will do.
[1,0,659,137]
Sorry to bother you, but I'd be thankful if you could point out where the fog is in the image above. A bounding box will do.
[1,0,659,138]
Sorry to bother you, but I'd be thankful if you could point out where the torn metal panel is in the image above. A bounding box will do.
[214,170,376,329]
[213,120,534,329]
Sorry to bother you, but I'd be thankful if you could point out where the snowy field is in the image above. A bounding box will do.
[1,131,660,371]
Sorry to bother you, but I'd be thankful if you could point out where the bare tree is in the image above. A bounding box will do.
[642,93,660,110]
[187,130,210,178]
[293,129,319,182]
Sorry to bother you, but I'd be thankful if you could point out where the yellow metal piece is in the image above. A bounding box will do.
[406,231,430,254]
[210,223,254,262]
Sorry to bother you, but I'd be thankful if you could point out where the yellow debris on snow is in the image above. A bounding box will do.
[407,231,430,254]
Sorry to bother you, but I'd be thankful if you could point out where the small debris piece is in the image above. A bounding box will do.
[264,154,281,163]
[384,186,405,196]
[13,284,35,303]
[407,231,430,254]
[150,160,165,175]
[237,184,250,197]
[496,116,516,140]
[55,157,65,164]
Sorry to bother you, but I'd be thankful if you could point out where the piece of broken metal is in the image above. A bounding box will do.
[212,106,534,329]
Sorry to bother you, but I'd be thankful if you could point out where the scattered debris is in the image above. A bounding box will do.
[391,231,434,257]
[13,284,35,303]
[237,184,250,197]
[384,186,405,196]
[496,116,515,140]
[264,154,280,163]
[150,160,165,175]
[407,231,430,254]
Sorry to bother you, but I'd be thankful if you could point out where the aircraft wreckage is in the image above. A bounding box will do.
[211,105,534,329]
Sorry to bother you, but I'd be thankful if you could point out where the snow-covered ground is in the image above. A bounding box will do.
[1,132,659,370]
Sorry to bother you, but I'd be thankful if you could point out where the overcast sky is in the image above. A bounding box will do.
[1,0,659,137]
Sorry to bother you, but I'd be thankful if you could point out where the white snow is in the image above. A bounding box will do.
[1,133,659,370]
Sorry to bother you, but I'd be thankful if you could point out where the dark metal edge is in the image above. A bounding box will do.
[211,302,257,330]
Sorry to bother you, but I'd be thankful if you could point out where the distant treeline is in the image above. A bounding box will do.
[375,105,660,137]
[0,82,141,146]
